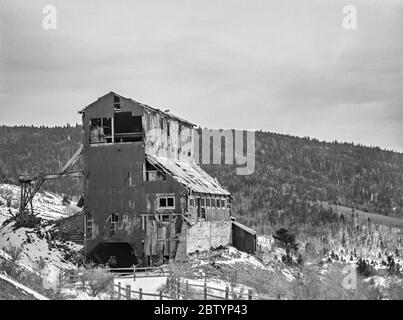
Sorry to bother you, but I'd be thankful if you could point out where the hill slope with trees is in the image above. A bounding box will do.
[0,126,402,224]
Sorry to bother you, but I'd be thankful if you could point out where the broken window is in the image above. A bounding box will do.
[107,213,119,236]
[114,112,143,142]
[86,214,93,238]
[114,95,120,110]
[216,198,221,208]
[89,117,113,144]
[158,196,175,209]
[189,198,195,208]
[145,160,166,181]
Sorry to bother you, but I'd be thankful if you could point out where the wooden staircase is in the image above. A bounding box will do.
[63,233,84,245]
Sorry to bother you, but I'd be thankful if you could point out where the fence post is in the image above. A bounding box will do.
[139,288,143,300]
[160,291,163,300]
[117,282,121,300]
[204,282,207,300]
[225,286,229,300]
[248,289,252,300]
[177,277,180,299]
[126,285,131,300]
[133,265,136,281]
[186,280,189,298]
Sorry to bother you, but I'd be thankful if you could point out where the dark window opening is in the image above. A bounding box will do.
[114,95,120,110]
[221,199,226,209]
[206,198,211,208]
[216,199,221,208]
[158,196,175,209]
[167,197,174,207]
[189,198,195,208]
[159,198,167,207]
[114,112,142,142]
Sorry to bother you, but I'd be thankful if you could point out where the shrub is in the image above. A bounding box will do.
[83,268,114,297]
[273,228,299,252]
[356,258,375,277]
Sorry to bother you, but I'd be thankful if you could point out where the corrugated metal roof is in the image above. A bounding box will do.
[232,221,257,235]
[146,154,231,196]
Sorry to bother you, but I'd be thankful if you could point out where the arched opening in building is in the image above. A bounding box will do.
[87,242,138,268]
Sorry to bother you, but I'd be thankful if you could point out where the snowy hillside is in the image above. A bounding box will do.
[0,183,83,282]
[0,183,80,224]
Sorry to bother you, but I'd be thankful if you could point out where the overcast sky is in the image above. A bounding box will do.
[1,0,402,151]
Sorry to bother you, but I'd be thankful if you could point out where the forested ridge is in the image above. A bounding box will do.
[1,125,402,224]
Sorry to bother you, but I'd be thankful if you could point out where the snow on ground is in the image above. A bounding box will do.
[217,246,266,269]
[0,221,81,271]
[0,183,81,223]
[114,276,168,300]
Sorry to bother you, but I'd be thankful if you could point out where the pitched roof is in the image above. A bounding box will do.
[79,91,196,127]
[146,154,231,196]
[232,221,257,235]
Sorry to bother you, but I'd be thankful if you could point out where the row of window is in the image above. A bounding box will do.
[189,196,229,209]
[85,195,229,237]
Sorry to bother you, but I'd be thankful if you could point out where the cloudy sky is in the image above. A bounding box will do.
[1,0,402,151]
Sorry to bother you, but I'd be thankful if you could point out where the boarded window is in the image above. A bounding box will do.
[145,160,165,181]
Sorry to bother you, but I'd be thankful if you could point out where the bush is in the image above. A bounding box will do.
[83,268,114,297]
[273,228,299,252]
[356,258,375,277]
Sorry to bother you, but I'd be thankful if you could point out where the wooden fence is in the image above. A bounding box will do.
[113,276,264,300]
[63,267,279,300]
[113,282,174,300]
[62,265,168,285]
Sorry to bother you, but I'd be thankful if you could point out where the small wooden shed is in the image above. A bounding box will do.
[231,221,257,253]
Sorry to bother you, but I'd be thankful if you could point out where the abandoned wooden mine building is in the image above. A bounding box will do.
[79,92,256,267]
